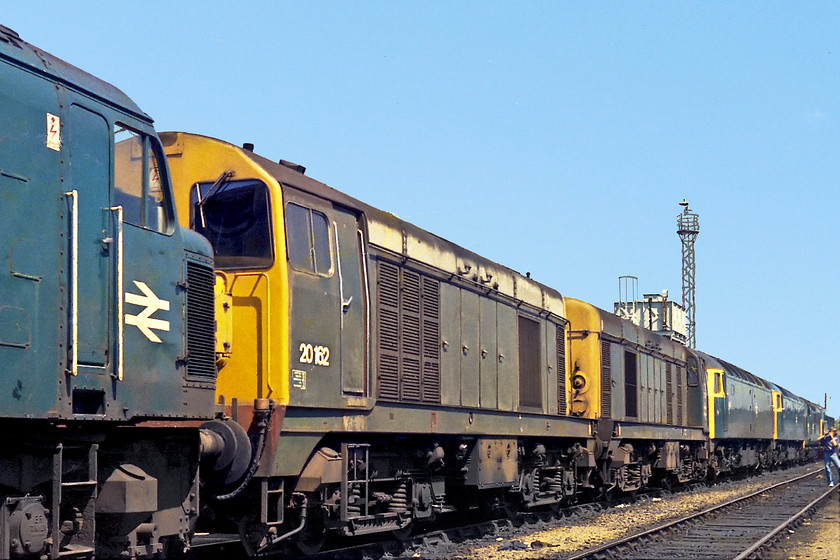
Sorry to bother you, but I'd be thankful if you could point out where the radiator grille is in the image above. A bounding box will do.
[186,261,216,380]
[421,277,441,402]
[376,261,440,404]
[557,326,567,415]
[676,366,684,425]
[666,362,674,425]
[377,262,401,399]
[601,340,612,418]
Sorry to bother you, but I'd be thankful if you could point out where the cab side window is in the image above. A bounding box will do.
[286,202,332,276]
[714,371,724,394]
[113,125,170,233]
[686,355,700,387]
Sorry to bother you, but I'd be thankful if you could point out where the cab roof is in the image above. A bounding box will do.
[0,25,149,121]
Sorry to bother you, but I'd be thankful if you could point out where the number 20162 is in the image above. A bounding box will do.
[299,343,330,366]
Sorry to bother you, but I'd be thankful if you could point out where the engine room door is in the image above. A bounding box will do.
[285,188,368,405]
[67,105,113,372]
[333,205,367,396]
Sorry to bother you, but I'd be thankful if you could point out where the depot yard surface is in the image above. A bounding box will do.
[765,491,840,560]
[417,464,837,560]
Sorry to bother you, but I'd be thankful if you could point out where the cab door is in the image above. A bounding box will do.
[772,391,784,439]
[284,187,368,407]
[67,104,114,375]
[707,368,727,438]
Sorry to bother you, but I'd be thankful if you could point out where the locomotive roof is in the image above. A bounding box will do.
[564,297,689,361]
[231,138,565,317]
[0,25,149,122]
[706,354,806,404]
[714,357,773,389]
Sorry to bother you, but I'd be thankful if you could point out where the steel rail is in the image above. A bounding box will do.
[563,468,822,560]
[732,482,838,560]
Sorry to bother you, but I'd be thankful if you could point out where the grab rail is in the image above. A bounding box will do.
[65,190,78,376]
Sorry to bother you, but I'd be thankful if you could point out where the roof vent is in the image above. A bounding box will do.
[279,159,306,175]
[242,142,254,152]
[0,25,22,45]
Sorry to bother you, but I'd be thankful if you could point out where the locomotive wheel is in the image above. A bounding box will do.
[600,484,616,502]
[292,509,327,556]
[295,528,326,556]
[239,515,268,556]
[502,501,524,526]
[237,516,268,557]
[391,523,413,541]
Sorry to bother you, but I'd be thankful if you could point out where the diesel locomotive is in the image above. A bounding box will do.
[1,25,832,558]
[0,26,248,559]
[162,132,833,555]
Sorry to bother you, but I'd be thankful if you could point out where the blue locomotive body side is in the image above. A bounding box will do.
[0,25,217,558]
[0,25,215,420]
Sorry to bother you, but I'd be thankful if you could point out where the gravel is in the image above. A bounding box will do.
[408,464,825,560]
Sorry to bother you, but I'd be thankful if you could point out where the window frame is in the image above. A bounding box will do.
[189,178,275,270]
[284,201,334,277]
[112,123,175,235]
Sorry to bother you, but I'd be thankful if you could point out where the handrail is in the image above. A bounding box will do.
[109,206,124,380]
[65,190,79,376]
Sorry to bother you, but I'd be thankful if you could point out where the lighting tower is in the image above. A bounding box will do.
[677,200,699,348]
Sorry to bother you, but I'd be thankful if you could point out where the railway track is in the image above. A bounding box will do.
[187,465,830,559]
[566,468,838,560]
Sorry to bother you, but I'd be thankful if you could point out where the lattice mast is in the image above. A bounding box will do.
[677,200,699,347]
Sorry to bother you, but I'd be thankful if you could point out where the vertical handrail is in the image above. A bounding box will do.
[65,190,79,376]
[109,206,124,380]
[358,228,371,397]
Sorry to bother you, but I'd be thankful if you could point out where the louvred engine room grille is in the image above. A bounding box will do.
[185,261,216,380]
[666,362,674,425]
[601,339,612,418]
[557,326,567,414]
[676,365,684,425]
[376,261,440,403]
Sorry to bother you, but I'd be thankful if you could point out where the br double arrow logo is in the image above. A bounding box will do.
[125,280,171,343]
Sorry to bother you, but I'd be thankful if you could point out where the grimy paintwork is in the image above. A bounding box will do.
[0,23,831,559]
[164,131,832,555]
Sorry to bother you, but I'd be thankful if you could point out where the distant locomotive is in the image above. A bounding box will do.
[162,132,833,555]
[0,26,242,558]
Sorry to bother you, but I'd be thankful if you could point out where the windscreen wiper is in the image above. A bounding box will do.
[196,170,235,228]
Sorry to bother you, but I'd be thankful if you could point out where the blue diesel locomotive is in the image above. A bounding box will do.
[0,25,228,558]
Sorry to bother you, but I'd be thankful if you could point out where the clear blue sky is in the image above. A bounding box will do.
[6,2,839,419]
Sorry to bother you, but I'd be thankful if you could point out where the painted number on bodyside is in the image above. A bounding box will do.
[299,343,330,367]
